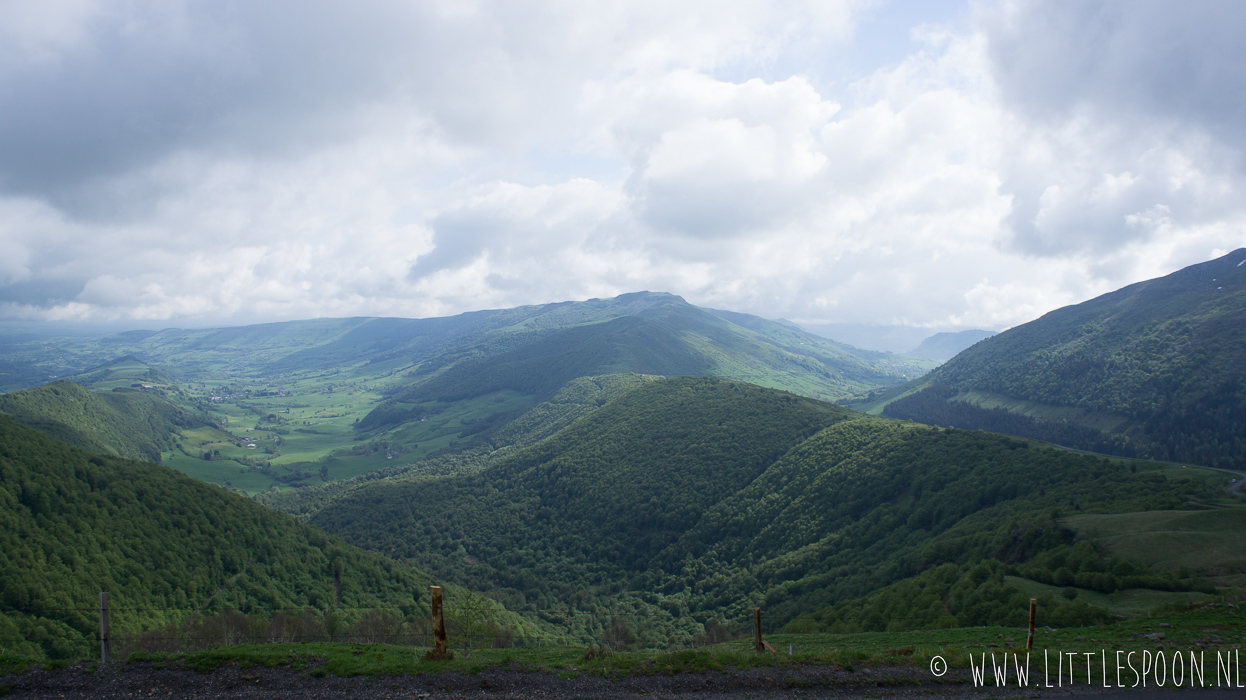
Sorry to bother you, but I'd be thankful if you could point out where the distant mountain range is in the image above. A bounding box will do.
[73,293,927,393]
[869,249,1246,470]
[795,323,996,358]
[908,329,997,361]
[359,292,931,430]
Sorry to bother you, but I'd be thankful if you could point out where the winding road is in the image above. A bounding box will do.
[1194,465,1246,496]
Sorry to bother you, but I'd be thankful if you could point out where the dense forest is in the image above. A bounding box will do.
[880,249,1246,469]
[0,416,523,660]
[308,378,1213,642]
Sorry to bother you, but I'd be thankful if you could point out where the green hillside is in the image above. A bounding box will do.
[0,415,523,661]
[257,373,661,519]
[69,354,176,390]
[305,378,1230,644]
[360,292,927,431]
[0,380,203,462]
[2,293,930,495]
[875,249,1246,470]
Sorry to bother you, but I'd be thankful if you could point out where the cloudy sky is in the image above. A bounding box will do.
[0,0,1243,331]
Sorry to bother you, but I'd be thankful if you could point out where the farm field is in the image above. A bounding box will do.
[156,367,539,493]
[1003,576,1213,618]
[1065,507,1246,590]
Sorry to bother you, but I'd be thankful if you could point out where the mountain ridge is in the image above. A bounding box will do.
[872,249,1246,469]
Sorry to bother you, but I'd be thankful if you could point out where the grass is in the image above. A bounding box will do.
[3,604,1232,681]
[1064,508,1246,590]
[164,451,277,493]
[1004,577,1212,617]
[152,361,540,494]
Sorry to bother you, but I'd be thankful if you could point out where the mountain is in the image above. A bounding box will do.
[358,292,929,431]
[873,250,1246,469]
[908,329,996,361]
[0,415,523,661]
[56,293,926,396]
[303,377,1218,642]
[0,293,930,494]
[0,380,203,462]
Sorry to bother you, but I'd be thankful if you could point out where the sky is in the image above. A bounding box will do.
[0,0,1243,332]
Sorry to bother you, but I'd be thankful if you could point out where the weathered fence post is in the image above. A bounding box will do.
[1026,598,1037,651]
[753,607,776,653]
[427,586,451,660]
[99,592,111,664]
[754,607,763,652]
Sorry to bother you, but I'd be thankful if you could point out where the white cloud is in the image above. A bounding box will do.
[0,0,1243,332]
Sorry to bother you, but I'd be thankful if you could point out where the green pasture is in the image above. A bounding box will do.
[1004,576,1212,618]
[157,366,538,492]
[383,390,538,454]
[163,451,277,493]
[1064,508,1246,590]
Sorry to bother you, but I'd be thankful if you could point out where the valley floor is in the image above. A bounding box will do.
[3,662,1230,699]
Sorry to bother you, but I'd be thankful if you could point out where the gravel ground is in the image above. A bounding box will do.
[2,662,1233,699]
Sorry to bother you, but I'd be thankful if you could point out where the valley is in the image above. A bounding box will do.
[1,283,1243,670]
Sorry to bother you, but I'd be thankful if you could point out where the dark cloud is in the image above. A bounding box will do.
[0,278,86,307]
[981,0,1246,257]
[983,0,1246,142]
[0,1,563,215]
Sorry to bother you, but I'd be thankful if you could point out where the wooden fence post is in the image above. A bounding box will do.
[99,592,111,665]
[752,607,776,653]
[427,586,451,660]
[1026,598,1037,651]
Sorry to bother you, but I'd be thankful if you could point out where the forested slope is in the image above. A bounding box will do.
[0,380,203,462]
[880,249,1246,469]
[258,373,661,519]
[309,378,1215,642]
[314,378,849,616]
[0,416,500,660]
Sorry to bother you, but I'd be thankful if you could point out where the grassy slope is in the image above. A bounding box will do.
[0,380,203,462]
[69,354,176,390]
[875,248,1246,469]
[1064,507,1246,589]
[0,416,527,661]
[307,378,1232,643]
